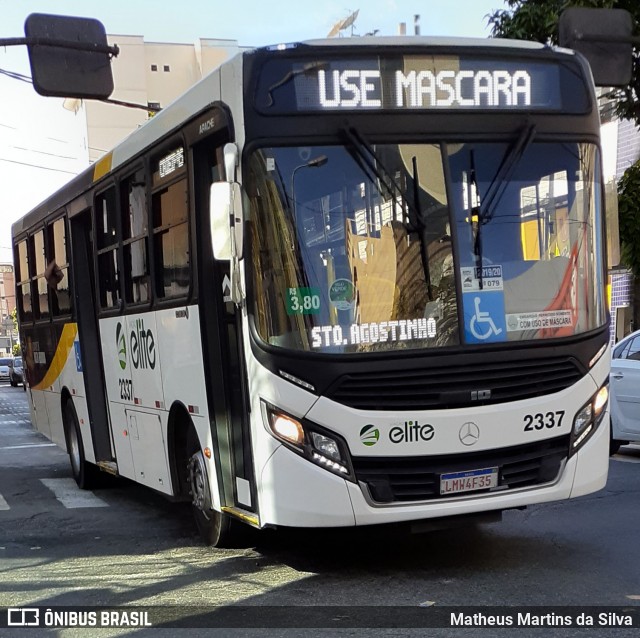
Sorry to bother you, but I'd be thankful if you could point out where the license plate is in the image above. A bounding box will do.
[440,467,498,495]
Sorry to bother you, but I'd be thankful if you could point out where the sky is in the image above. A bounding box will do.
[0,0,502,262]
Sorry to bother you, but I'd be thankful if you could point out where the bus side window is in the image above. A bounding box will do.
[33,229,49,320]
[46,217,72,316]
[150,144,189,300]
[16,239,33,323]
[95,187,121,309]
[121,169,150,305]
[152,177,189,299]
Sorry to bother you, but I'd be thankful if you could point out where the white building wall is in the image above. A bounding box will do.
[84,35,242,163]
[600,119,619,182]
[616,118,640,179]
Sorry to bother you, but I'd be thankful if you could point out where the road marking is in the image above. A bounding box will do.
[0,443,57,450]
[40,478,109,508]
[0,494,9,510]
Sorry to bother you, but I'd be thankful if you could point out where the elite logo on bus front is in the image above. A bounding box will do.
[360,425,380,446]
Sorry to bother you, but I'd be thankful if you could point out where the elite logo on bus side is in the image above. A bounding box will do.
[115,320,156,371]
[113,319,158,403]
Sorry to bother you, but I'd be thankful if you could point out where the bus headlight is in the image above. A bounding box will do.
[263,402,354,480]
[270,413,305,445]
[570,383,608,455]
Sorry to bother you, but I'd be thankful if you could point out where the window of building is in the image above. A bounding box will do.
[95,188,121,309]
[151,64,158,72]
[163,65,170,72]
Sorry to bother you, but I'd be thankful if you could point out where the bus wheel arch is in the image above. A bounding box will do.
[169,404,233,546]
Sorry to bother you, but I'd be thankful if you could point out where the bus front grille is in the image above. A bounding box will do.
[325,357,583,410]
[352,436,570,504]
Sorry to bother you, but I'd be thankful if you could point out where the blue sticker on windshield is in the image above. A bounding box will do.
[463,291,507,344]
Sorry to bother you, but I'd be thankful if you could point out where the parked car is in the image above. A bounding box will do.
[9,356,23,387]
[610,329,640,455]
[0,357,12,383]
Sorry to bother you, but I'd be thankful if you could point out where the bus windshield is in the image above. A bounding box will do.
[248,141,606,354]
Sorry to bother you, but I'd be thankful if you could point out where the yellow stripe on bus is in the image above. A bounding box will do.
[93,153,113,181]
[32,323,78,390]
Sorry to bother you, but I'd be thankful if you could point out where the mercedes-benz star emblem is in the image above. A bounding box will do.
[459,422,480,446]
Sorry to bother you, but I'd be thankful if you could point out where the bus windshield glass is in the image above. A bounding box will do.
[248,141,606,354]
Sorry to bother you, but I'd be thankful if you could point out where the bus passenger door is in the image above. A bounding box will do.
[69,209,114,464]
[190,120,257,520]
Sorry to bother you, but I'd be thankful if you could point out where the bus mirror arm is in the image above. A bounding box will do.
[210,181,243,259]
[210,180,245,305]
[229,184,245,306]
[224,143,238,183]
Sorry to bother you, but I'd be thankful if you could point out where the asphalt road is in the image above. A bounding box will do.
[1,383,639,637]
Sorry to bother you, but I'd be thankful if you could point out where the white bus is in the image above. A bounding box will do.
[13,35,611,546]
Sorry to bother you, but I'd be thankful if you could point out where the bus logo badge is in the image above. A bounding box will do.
[360,425,380,446]
[116,322,127,370]
[459,422,480,446]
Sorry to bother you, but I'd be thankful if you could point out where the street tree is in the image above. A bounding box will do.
[489,0,640,294]
[488,1,640,126]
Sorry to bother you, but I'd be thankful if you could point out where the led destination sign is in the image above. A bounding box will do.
[318,68,532,109]
[255,55,590,114]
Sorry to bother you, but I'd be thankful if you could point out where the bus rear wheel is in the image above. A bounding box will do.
[186,430,233,547]
[63,401,101,490]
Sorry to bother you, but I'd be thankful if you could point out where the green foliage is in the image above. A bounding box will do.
[488,0,640,126]
[12,343,21,357]
[617,160,640,276]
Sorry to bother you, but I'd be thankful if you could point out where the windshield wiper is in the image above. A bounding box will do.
[472,123,537,289]
[341,125,435,300]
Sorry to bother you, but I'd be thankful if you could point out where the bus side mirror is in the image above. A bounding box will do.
[25,13,115,99]
[210,181,243,261]
[559,8,634,87]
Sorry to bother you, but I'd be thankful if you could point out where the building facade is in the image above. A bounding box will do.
[79,35,244,162]
[0,264,17,356]
[600,102,640,341]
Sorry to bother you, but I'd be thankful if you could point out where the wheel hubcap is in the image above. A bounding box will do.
[68,426,81,477]
[188,451,212,514]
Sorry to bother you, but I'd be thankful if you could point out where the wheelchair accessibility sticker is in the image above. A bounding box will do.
[463,291,507,344]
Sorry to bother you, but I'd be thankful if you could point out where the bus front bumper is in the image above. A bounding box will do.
[258,414,608,528]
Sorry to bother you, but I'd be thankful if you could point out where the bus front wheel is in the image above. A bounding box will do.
[186,430,233,547]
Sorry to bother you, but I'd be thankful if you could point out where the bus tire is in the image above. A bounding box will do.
[609,439,625,456]
[186,428,233,547]
[63,401,101,490]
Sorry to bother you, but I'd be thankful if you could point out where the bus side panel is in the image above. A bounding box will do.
[30,389,51,440]
[56,328,94,460]
[98,310,219,501]
[155,306,222,510]
[99,316,141,484]
[25,323,73,446]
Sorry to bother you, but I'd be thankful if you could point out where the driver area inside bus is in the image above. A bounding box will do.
[247,140,606,354]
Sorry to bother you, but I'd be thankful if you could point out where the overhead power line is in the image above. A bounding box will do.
[0,156,80,175]
[0,66,159,112]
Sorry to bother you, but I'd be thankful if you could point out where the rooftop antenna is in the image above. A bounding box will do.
[327,9,360,38]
